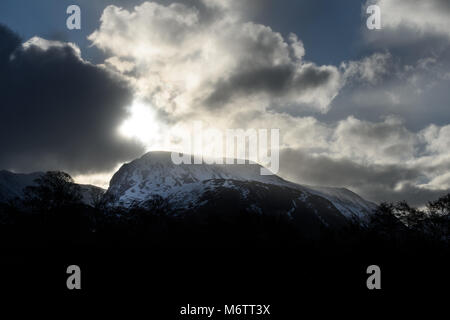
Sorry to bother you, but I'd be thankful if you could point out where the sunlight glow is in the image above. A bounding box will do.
[119,100,161,149]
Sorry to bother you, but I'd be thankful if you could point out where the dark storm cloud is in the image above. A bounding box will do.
[0,25,145,174]
[0,25,21,62]
[205,66,293,107]
[279,149,449,206]
[280,148,421,190]
[436,0,450,11]
[363,183,450,207]
[204,63,335,108]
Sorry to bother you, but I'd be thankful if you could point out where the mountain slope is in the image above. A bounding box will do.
[0,170,105,206]
[0,170,43,203]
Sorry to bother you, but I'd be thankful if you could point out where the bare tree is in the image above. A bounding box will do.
[88,187,106,209]
[24,171,82,211]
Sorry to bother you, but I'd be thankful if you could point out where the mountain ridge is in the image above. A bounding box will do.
[0,152,376,231]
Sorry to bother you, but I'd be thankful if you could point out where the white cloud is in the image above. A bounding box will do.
[420,124,450,156]
[331,116,417,164]
[342,52,392,85]
[89,1,341,116]
[370,0,450,38]
[22,37,82,58]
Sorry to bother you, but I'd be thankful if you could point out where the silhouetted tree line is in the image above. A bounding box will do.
[0,171,448,254]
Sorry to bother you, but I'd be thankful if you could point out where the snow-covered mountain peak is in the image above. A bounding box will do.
[105,151,376,222]
[106,151,288,207]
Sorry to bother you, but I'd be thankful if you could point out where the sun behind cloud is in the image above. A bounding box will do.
[119,100,162,150]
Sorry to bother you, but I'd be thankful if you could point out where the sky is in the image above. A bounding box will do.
[0,0,450,205]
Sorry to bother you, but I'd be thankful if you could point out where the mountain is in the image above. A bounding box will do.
[0,170,105,206]
[105,152,376,233]
[0,170,43,203]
